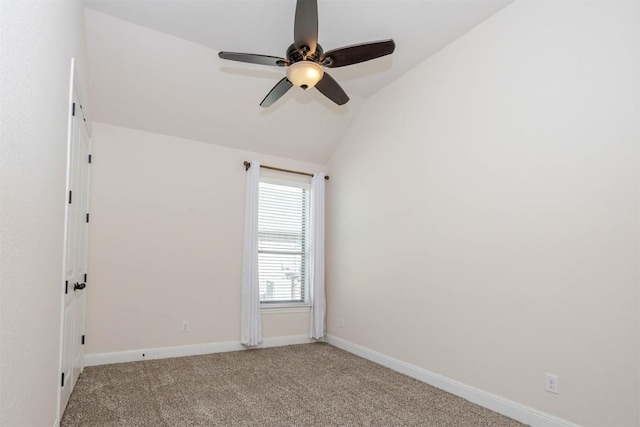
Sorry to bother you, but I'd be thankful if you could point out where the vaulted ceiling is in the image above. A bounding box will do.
[83,0,513,163]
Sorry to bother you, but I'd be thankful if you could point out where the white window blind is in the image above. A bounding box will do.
[258,181,309,304]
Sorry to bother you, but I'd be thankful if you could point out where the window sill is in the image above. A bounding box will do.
[260,305,311,315]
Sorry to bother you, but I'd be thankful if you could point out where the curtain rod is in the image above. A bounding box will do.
[243,161,329,180]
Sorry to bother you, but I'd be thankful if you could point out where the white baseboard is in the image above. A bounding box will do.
[85,333,579,426]
[85,334,315,367]
[325,334,581,427]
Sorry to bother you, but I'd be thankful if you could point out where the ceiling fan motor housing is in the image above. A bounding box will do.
[287,43,324,64]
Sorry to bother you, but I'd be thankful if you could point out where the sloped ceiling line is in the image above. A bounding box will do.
[83,0,513,163]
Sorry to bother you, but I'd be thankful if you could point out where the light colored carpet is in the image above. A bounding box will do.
[61,343,526,426]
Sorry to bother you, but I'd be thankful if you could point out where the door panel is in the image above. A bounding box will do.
[72,120,90,388]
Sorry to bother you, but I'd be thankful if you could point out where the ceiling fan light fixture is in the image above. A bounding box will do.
[286,61,324,89]
[218,0,395,106]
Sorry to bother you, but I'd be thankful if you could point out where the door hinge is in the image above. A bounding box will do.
[81,335,85,345]
[68,191,72,204]
[88,154,92,164]
[86,213,90,223]
[84,273,87,283]
[65,281,68,294]
[72,103,75,116]
[61,372,65,387]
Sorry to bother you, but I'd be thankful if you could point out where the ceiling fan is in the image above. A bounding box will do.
[218,0,395,108]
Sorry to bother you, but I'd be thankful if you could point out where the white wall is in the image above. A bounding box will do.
[86,123,324,354]
[0,1,90,426]
[326,1,639,426]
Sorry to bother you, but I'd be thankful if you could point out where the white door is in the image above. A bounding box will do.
[60,87,91,414]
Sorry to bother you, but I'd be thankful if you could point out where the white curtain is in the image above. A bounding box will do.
[241,160,262,346]
[309,173,326,339]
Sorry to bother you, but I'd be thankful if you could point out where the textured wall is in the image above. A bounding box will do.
[85,123,324,354]
[325,1,639,425]
[0,1,90,426]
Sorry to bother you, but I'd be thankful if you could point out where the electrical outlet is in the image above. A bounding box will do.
[340,318,345,328]
[182,321,189,333]
[545,373,559,394]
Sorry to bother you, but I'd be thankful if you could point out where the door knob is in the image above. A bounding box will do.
[74,282,86,291]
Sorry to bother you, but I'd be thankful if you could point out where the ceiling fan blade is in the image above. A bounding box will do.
[260,77,294,108]
[315,72,349,106]
[294,0,318,55]
[218,52,288,67]
[321,39,396,68]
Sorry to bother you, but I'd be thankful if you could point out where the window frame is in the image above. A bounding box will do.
[258,176,311,310]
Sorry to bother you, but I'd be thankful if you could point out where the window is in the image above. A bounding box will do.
[258,179,310,305]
